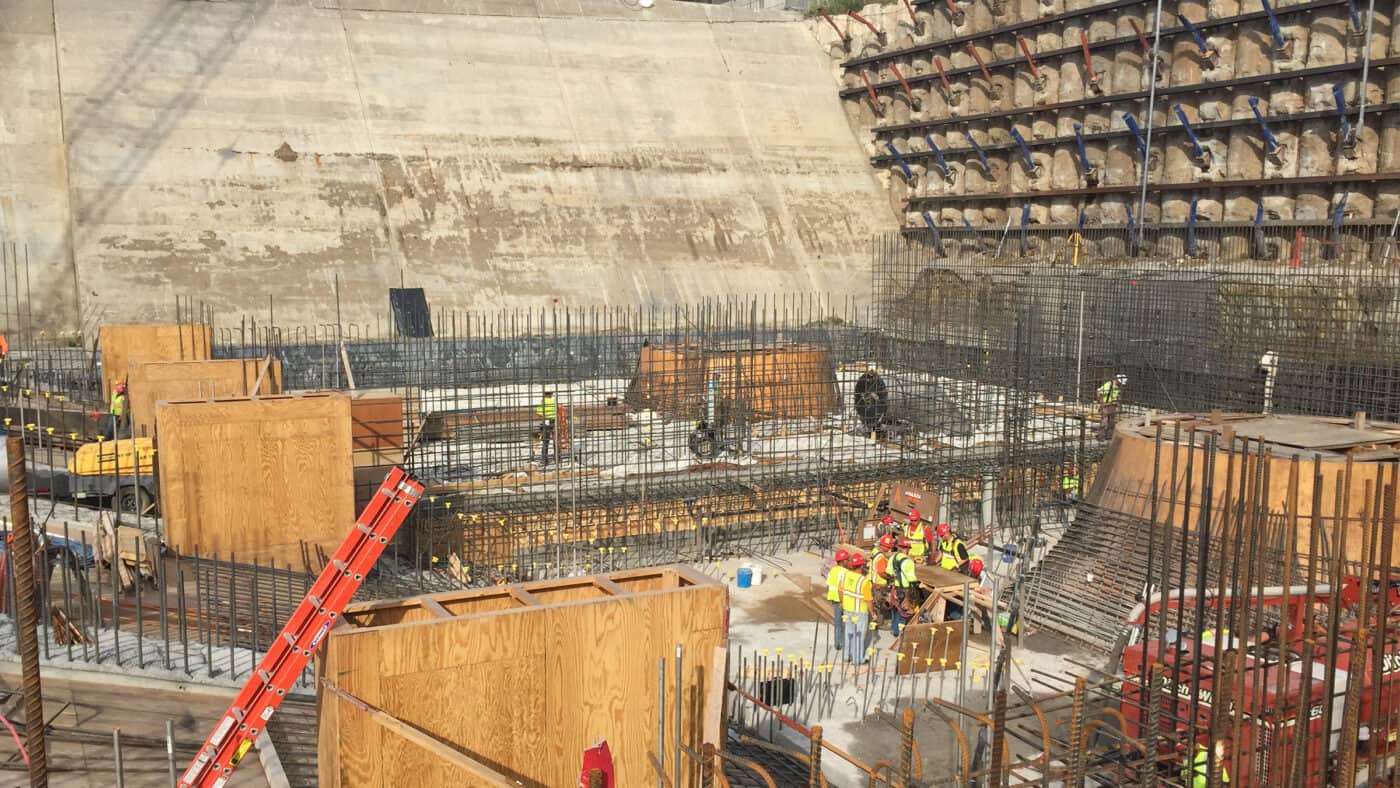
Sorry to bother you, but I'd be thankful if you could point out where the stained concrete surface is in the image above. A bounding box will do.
[0,673,269,786]
[0,0,896,331]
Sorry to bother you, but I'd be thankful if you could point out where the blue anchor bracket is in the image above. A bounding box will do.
[967,132,993,177]
[1247,97,1287,166]
[1174,104,1213,170]
[1185,198,1200,257]
[1259,0,1295,58]
[885,142,917,184]
[1072,124,1098,186]
[1251,202,1272,260]
[1008,128,1042,178]
[1176,14,1220,69]
[1333,83,1359,158]
[1346,0,1366,45]
[920,211,947,256]
[924,135,956,183]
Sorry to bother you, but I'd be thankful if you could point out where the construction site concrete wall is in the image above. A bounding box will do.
[0,0,896,331]
[817,0,1397,256]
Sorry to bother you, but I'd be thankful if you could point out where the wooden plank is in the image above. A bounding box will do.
[99,324,211,398]
[156,394,353,568]
[128,358,281,439]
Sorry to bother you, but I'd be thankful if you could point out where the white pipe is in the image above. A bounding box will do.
[1123,584,1331,627]
[1260,350,1279,414]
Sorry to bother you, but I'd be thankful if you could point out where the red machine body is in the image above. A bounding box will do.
[1116,580,1400,786]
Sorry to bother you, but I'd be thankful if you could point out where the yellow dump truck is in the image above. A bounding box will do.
[25,437,159,516]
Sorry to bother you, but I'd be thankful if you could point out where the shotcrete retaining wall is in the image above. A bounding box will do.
[0,0,896,331]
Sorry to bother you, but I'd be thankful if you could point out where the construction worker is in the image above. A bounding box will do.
[1097,373,1126,440]
[869,534,895,623]
[904,509,933,564]
[106,381,129,439]
[536,388,558,466]
[826,549,849,651]
[841,554,873,663]
[1180,740,1229,787]
[888,537,920,637]
[1060,466,1080,501]
[936,523,971,572]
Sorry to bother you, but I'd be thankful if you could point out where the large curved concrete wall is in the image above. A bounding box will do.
[0,0,896,330]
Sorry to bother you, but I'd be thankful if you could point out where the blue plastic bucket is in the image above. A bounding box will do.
[736,567,753,588]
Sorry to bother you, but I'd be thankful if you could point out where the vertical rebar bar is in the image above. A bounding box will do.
[8,435,48,787]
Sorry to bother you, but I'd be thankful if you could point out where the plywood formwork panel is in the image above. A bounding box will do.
[127,359,282,439]
[156,394,353,569]
[1090,416,1400,565]
[318,567,727,788]
[99,324,211,399]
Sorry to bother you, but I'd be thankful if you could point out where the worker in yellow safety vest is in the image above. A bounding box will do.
[841,554,873,664]
[904,508,933,564]
[1060,466,1080,500]
[1097,373,1126,440]
[1180,741,1228,787]
[869,534,894,623]
[826,549,850,652]
[106,381,129,439]
[536,389,558,466]
[935,523,970,572]
[888,538,920,636]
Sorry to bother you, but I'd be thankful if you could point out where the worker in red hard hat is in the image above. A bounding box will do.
[936,523,971,573]
[826,549,850,652]
[904,508,933,565]
[888,537,921,637]
[869,534,896,624]
[967,556,985,579]
[879,512,896,536]
[840,554,873,663]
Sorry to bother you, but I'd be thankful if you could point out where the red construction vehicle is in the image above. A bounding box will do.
[1114,579,1400,786]
[178,467,423,788]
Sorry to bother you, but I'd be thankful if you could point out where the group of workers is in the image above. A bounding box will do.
[824,509,987,665]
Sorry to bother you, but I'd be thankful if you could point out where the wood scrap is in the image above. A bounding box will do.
[97,516,137,592]
[50,606,87,645]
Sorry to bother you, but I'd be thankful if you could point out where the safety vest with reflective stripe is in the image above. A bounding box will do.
[110,391,126,417]
[537,395,557,420]
[1061,474,1080,493]
[1098,380,1121,404]
[1180,745,1227,787]
[890,553,918,588]
[906,522,930,558]
[840,570,871,613]
[938,537,969,571]
[826,565,846,602]
[870,552,891,586]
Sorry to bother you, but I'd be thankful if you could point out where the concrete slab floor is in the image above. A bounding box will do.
[0,672,269,787]
[711,549,1109,785]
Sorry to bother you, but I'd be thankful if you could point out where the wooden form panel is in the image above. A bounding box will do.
[319,567,727,788]
[99,324,211,398]
[156,394,353,569]
[126,359,281,439]
[1092,421,1400,565]
[320,688,516,788]
[626,342,840,422]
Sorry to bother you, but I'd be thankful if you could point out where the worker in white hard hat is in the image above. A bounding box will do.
[1097,373,1126,440]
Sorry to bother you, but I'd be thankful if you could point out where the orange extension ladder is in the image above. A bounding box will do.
[178,467,424,788]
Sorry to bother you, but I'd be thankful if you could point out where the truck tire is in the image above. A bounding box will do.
[118,485,156,517]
